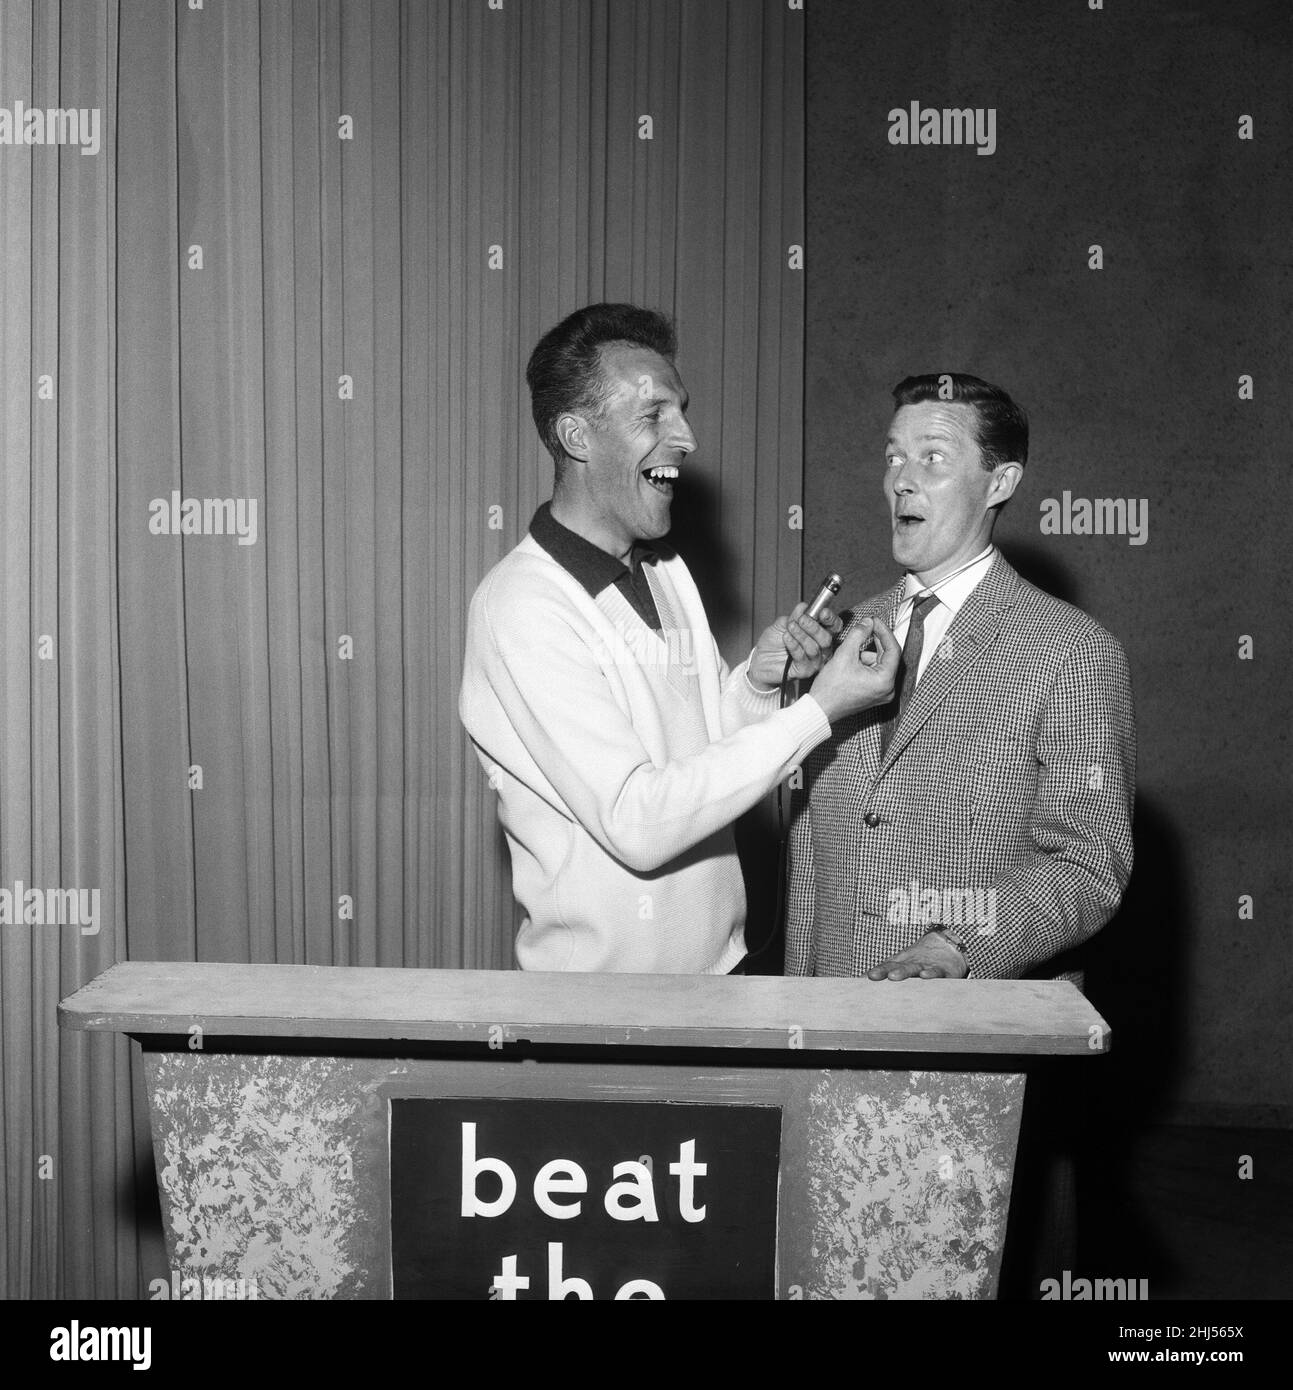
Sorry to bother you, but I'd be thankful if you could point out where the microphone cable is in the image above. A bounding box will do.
[744,571,844,966]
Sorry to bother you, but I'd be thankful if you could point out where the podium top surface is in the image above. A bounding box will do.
[58,961,1109,1056]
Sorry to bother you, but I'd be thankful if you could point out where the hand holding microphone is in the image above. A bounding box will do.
[775,572,846,682]
[749,572,899,709]
[748,573,846,689]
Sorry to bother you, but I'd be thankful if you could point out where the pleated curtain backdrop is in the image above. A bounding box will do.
[0,0,802,1298]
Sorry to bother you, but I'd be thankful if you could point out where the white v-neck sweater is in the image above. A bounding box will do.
[460,535,831,972]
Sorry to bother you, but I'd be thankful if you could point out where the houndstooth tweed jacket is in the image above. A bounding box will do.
[785,551,1136,980]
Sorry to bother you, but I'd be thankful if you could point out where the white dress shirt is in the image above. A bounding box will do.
[892,544,996,683]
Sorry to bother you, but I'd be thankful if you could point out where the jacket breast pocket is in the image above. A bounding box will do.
[964,732,1040,843]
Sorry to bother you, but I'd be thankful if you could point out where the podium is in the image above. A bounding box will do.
[59,962,1108,1300]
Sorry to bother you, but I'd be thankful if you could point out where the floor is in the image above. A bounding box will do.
[1079,1124,1292,1300]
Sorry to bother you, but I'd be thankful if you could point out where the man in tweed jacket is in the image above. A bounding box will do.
[787,373,1136,982]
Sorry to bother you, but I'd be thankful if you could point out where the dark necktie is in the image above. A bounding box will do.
[878,592,939,760]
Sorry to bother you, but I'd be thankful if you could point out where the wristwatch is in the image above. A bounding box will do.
[929,924,970,971]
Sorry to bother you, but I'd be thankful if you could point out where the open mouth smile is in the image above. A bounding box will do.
[643,464,680,494]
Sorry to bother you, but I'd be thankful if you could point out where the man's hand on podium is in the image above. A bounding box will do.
[866,928,971,981]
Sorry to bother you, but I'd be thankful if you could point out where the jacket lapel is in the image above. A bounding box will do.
[841,582,904,778]
[876,553,1023,774]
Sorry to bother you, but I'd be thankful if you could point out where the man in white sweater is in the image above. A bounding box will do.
[460,303,898,973]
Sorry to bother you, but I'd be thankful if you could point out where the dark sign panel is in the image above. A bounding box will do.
[390,1097,781,1300]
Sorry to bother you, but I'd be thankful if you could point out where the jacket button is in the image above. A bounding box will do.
[863,811,882,827]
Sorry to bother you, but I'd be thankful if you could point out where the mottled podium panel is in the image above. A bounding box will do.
[145,1052,373,1299]
[778,1070,1024,1299]
[141,1050,1024,1300]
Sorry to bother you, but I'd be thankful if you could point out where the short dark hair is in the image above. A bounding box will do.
[526,303,677,465]
[892,373,1029,470]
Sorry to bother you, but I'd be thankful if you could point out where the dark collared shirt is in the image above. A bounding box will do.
[529,502,663,632]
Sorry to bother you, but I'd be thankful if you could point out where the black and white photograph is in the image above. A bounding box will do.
[0,0,1288,1367]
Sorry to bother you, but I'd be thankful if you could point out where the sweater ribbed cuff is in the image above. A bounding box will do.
[780,693,832,764]
[734,652,782,712]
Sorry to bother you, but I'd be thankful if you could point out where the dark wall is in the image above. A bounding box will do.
[805,0,1291,1124]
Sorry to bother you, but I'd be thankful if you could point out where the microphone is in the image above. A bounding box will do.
[781,572,843,698]
[804,572,843,623]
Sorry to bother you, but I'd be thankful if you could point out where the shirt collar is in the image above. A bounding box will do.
[529,502,657,600]
[899,543,996,620]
